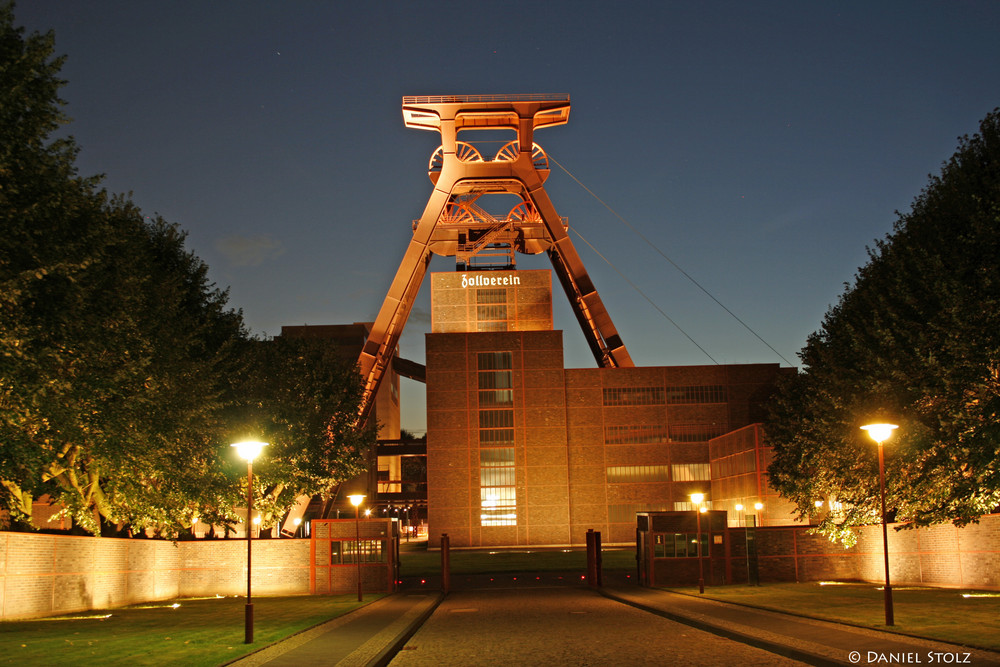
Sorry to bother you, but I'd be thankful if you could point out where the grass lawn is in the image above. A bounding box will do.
[0,593,380,667]
[398,545,636,576]
[664,582,1000,651]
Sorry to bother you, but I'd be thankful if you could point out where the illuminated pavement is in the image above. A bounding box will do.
[388,586,804,666]
[231,582,1000,666]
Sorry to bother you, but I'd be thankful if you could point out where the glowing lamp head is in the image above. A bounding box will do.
[690,493,705,505]
[735,503,744,512]
[861,423,898,444]
[815,500,824,508]
[754,502,764,511]
[231,440,266,461]
[347,494,365,508]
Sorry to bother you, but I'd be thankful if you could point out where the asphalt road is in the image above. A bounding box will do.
[388,586,807,666]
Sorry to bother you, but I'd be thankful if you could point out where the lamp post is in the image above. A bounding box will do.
[231,440,266,644]
[861,422,898,626]
[735,503,752,585]
[347,494,365,602]
[690,493,705,594]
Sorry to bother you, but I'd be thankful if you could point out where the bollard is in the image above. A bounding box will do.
[441,533,450,595]
[595,530,603,587]
[586,529,597,586]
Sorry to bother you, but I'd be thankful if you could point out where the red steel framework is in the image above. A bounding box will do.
[356,94,633,423]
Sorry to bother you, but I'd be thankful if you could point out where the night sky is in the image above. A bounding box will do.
[13,1,1000,434]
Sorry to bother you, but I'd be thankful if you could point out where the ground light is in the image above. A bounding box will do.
[861,422,898,626]
[231,440,266,644]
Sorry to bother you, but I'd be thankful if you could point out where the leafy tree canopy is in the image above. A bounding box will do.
[767,109,1000,545]
[223,336,371,525]
[0,4,371,536]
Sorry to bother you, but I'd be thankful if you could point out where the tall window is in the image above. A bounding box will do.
[480,448,516,526]
[477,288,508,332]
[478,352,515,526]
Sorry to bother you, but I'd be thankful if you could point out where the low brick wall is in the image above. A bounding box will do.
[756,513,1000,589]
[0,533,312,620]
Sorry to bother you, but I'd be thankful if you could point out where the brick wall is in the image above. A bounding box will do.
[755,513,1000,589]
[1,534,315,620]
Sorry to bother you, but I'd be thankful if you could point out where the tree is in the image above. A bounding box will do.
[222,335,371,526]
[1,5,371,535]
[767,109,1000,545]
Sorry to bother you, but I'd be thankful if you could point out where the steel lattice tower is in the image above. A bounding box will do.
[357,94,633,423]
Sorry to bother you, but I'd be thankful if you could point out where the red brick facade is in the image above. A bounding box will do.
[425,328,788,548]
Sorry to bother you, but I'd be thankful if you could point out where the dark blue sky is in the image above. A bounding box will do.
[14,1,1000,433]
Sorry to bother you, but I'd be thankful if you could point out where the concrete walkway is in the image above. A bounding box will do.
[601,586,1000,667]
[227,583,1000,666]
[226,592,442,667]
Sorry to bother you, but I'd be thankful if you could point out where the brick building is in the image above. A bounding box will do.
[424,269,793,547]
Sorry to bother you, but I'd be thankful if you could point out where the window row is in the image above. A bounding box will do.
[327,539,385,564]
[603,386,665,406]
[602,385,729,406]
[604,425,669,445]
[669,424,728,442]
[653,532,709,558]
[665,385,727,404]
[606,465,670,484]
[673,500,712,512]
[671,463,711,481]
[710,450,759,478]
[605,463,711,484]
[603,424,727,445]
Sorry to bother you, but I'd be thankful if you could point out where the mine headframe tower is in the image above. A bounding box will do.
[357,94,634,423]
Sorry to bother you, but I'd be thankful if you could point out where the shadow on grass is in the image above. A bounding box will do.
[0,594,379,667]
[663,582,1000,651]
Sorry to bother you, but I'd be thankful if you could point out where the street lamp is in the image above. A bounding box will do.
[735,503,752,585]
[861,422,898,626]
[690,493,706,594]
[347,494,366,602]
[231,440,266,644]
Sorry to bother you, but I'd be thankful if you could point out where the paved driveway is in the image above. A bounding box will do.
[389,586,806,666]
